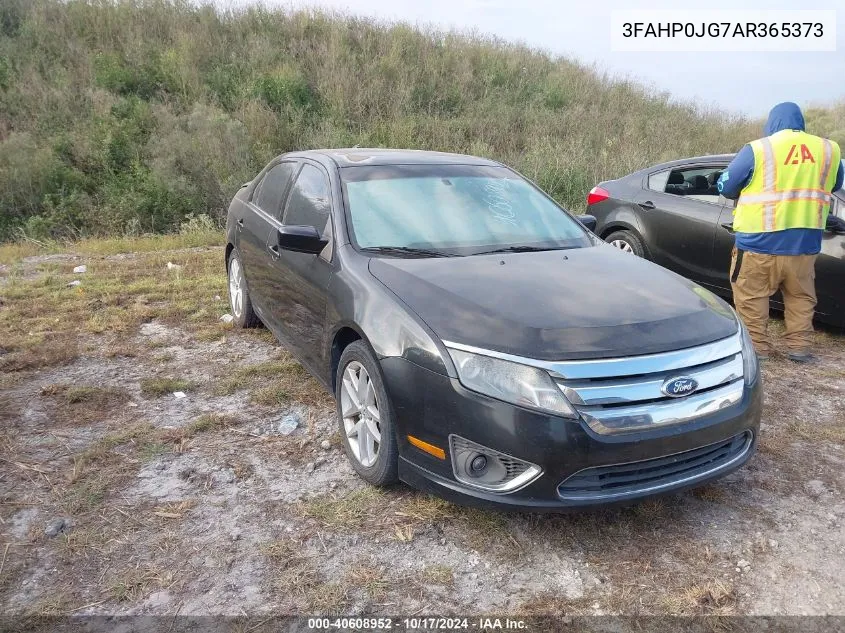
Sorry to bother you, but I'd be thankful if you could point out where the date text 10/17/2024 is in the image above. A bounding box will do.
[307,617,529,630]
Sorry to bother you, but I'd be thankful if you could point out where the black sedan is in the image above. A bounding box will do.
[225,149,761,511]
[587,154,845,327]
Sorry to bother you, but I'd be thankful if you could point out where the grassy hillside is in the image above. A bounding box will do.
[0,0,841,242]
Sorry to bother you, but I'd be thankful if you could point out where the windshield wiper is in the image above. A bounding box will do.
[361,246,456,258]
[473,245,560,255]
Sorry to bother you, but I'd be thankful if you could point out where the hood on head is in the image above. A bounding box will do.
[764,102,805,136]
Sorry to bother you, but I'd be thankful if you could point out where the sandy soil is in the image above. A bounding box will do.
[1,249,844,619]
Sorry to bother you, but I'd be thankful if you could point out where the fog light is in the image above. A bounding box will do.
[469,454,488,475]
[450,435,542,494]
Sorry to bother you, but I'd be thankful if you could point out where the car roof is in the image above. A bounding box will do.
[283,148,502,168]
[643,153,736,172]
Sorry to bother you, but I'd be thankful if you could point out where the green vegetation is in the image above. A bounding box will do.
[139,376,194,396]
[1,0,842,242]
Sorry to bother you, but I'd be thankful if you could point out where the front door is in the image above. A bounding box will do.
[265,162,335,374]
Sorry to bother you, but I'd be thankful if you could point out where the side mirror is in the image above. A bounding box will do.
[276,225,328,254]
[576,214,597,232]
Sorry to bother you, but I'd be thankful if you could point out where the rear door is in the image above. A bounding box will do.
[636,164,728,285]
[264,161,335,373]
[237,160,298,314]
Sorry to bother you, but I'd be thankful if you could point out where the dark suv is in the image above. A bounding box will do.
[225,148,761,511]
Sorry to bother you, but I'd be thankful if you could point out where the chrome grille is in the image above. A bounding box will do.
[552,333,744,435]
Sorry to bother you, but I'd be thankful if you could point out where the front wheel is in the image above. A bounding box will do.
[605,230,647,258]
[227,249,260,328]
[336,341,399,486]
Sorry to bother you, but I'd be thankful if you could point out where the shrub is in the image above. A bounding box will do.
[0,0,798,241]
[252,67,318,112]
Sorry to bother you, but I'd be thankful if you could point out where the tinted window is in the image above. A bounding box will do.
[663,166,725,202]
[341,164,590,255]
[253,162,297,217]
[283,164,332,234]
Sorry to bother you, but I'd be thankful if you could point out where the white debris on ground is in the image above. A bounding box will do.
[66,280,81,287]
[220,314,234,324]
[173,391,187,399]
[72,265,87,274]
[276,412,300,435]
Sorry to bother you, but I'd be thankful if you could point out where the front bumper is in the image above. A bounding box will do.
[381,357,761,511]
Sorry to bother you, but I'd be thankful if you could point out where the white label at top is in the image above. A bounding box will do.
[611,10,836,52]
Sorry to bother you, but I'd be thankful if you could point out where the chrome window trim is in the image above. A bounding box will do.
[558,431,753,502]
[442,332,742,380]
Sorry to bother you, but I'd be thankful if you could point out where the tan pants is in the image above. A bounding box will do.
[731,248,816,354]
[730,248,817,355]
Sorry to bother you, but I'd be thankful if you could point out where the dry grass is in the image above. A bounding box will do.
[0,332,79,372]
[298,488,388,529]
[680,581,737,615]
[39,383,131,425]
[420,564,454,586]
[140,376,195,397]
[345,563,390,601]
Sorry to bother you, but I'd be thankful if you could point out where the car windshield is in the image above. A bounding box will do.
[341,164,590,256]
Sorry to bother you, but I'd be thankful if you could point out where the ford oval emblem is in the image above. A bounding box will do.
[661,376,698,398]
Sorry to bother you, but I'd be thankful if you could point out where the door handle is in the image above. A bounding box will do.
[236,218,244,228]
[720,223,735,233]
[638,200,655,210]
[268,244,280,259]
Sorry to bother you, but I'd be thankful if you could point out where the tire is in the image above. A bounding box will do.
[605,229,647,259]
[335,340,399,486]
[227,249,260,328]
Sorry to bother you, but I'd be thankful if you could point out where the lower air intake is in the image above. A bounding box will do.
[558,431,753,502]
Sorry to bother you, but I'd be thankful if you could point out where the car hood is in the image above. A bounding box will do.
[368,245,738,360]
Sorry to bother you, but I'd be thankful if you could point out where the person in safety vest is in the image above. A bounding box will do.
[717,102,844,363]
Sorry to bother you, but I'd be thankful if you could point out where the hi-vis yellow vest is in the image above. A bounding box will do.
[734,130,841,233]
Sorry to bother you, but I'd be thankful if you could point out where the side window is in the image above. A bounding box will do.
[663,166,726,202]
[252,162,297,217]
[648,170,670,192]
[283,164,332,233]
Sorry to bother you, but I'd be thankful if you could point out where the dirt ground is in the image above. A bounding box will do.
[1,242,845,619]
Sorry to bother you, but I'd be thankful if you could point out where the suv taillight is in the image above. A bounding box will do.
[587,186,610,206]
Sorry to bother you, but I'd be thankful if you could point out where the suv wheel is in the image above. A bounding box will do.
[605,230,647,258]
[336,341,399,486]
[227,249,260,328]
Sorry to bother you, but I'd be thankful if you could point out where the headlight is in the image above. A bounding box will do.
[447,348,578,418]
[739,319,759,385]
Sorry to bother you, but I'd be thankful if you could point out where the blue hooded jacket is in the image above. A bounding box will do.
[717,101,844,255]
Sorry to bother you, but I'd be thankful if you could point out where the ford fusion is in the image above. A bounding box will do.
[225,149,761,510]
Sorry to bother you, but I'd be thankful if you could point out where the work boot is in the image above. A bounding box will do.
[786,350,815,364]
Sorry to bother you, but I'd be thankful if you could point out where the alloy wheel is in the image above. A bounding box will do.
[340,361,381,467]
[229,257,244,318]
[610,239,635,254]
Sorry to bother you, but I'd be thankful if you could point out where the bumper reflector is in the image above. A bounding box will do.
[407,435,446,460]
